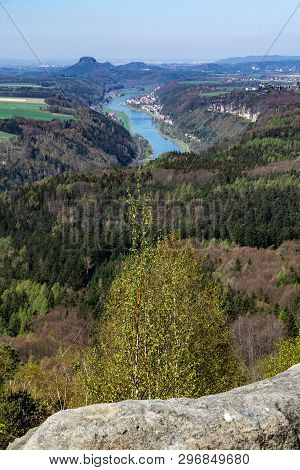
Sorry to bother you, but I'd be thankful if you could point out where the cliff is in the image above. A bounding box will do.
[9,364,300,450]
[207,102,260,122]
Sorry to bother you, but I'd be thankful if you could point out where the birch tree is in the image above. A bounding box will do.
[89,236,243,402]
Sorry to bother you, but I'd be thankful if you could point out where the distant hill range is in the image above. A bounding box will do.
[64,57,110,76]
[62,57,162,78]
[61,56,221,81]
[217,55,300,65]
[61,56,300,81]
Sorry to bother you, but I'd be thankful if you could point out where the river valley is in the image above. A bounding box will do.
[105,89,183,160]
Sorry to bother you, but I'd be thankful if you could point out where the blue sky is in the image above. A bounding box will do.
[0,0,300,62]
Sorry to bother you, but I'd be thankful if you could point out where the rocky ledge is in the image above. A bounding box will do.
[9,364,300,450]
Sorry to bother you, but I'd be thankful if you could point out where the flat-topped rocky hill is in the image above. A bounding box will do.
[9,364,300,450]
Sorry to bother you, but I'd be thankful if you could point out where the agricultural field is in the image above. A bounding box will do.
[0,83,41,88]
[0,131,14,141]
[180,79,225,85]
[0,97,74,121]
[103,106,131,132]
[179,80,245,91]
[200,90,231,97]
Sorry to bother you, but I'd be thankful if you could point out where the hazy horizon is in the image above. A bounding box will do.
[2,54,300,68]
[0,0,299,64]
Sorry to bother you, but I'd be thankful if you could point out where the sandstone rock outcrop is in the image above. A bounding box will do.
[9,364,300,450]
[207,102,260,122]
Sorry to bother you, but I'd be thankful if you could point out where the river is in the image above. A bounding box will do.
[105,89,182,160]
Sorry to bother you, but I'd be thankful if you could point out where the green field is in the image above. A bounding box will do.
[180,79,227,85]
[180,80,217,84]
[0,97,74,121]
[104,106,131,132]
[0,131,14,141]
[0,83,42,88]
[200,91,231,97]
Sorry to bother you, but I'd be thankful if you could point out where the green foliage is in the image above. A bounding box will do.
[152,98,300,179]
[0,98,138,191]
[0,280,53,336]
[277,268,300,286]
[223,288,257,320]
[0,164,297,330]
[0,131,13,141]
[0,390,47,449]
[12,349,87,413]
[257,338,300,379]
[235,258,242,272]
[80,259,121,318]
[155,83,247,151]
[0,80,299,449]
[127,169,153,252]
[0,237,28,293]
[0,346,20,387]
[277,308,299,337]
[89,236,244,403]
[0,345,47,449]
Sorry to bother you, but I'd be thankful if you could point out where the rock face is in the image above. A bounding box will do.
[79,56,97,64]
[207,102,260,122]
[9,365,300,450]
[64,57,115,78]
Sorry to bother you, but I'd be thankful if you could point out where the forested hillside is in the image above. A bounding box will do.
[0,97,138,190]
[156,82,300,151]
